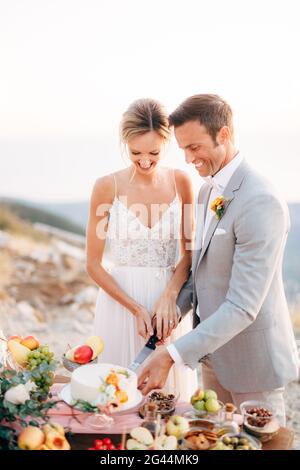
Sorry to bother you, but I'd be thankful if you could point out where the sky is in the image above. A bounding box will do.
[0,0,299,202]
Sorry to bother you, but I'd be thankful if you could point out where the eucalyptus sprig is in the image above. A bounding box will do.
[0,364,58,450]
[73,399,99,414]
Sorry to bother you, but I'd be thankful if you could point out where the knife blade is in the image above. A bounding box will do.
[128,332,159,372]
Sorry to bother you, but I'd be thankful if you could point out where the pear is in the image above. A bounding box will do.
[85,336,104,360]
[7,340,30,366]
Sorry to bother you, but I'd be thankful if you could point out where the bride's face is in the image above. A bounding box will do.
[127,131,164,175]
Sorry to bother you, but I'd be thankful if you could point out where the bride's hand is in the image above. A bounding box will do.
[152,291,179,341]
[135,306,154,341]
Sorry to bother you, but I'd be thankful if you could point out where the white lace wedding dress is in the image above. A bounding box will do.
[94,173,198,401]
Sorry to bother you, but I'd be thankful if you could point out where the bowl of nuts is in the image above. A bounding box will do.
[240,400,280,442]
[139,389,179,418]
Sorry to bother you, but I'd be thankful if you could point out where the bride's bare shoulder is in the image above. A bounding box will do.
[91,174,115,204]
[92,169,130,204]
[173,169,194,201]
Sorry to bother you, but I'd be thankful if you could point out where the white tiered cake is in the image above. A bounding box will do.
[70,363,138,408]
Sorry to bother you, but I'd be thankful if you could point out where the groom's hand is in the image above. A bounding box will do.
[137,346,174,395]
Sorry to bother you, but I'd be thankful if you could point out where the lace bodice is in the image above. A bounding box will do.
[104,196,181,268]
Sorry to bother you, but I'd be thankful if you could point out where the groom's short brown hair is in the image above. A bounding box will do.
[169,94,233,143]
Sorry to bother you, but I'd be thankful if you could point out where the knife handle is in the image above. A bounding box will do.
[145,330,159,350]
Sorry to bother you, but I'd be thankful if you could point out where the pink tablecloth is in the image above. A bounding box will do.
[47,384,243,434]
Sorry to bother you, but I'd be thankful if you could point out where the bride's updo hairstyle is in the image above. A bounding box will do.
[120,98,171,143]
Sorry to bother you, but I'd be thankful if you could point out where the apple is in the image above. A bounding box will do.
[191,388,205,405]
[85,336,104,360]
[126,439,148,450]
[130,427,154,446]
[73,345,93,364]
[45,431,71,450]
[166,415,189,439]
[156,435,178,450]
[8,335,23,343]
[205,398,221,413]
[7,340,31,366]
[18,426,45,450]
[43,422,65,437]
[193,400,206,411]
[204,389,218,401]
[21,336,40,350]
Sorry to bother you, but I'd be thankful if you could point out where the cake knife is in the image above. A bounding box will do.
[128,332,159,372]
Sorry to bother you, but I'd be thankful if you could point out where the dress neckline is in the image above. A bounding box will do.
[113,194,179,231]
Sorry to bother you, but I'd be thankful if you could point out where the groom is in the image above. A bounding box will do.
[138,94,299,424]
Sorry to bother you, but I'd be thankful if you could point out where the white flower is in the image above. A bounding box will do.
[4,383,31,405]
[24,380,37,393]
[97,384,116,406]
[105,384,117,400]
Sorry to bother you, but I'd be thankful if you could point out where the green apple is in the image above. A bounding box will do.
[204,389,218,401]
[205,398,221,413]
[166,415,189,439]
[193,400,206,411]
[191,388,205,405]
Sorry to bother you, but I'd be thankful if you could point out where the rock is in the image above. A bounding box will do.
[17,301,36,318]
[53,239,85,262]
[74,287,98,305]
[0,230,10,247]
[60,293,75,305]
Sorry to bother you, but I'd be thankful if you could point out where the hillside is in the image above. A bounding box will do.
[0,197,85,235]
[30,199,300,306]
[1,197,300,305]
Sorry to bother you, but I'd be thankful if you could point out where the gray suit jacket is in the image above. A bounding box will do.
[176,160,299,392]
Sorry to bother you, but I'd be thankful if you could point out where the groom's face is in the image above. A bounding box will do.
[174,120,226,177]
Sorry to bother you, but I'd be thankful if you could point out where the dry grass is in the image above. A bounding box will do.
[0,206,48,242]
[0,251,13,288]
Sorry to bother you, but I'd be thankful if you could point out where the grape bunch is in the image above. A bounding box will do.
[27,346,56,396]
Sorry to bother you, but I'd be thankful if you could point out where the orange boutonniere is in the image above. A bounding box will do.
[210,196,228,220]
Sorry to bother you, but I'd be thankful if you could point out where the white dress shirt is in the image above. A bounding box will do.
[168,153,244,367]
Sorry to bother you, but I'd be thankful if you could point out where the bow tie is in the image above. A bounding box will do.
[203,177,223,193]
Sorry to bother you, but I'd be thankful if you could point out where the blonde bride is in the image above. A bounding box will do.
[86,98,197,400]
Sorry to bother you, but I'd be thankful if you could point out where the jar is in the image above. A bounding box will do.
[141,402,162,435]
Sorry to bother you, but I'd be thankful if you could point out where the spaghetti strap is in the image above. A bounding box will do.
[173,169,178,198]
[112,174,118,199]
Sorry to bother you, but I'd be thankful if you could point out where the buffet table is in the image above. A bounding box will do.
[52,376,294,450]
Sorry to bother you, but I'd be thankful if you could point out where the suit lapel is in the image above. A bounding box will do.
[195,160,249,272]
[192,183,211,275]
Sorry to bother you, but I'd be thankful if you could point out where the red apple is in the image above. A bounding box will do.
[73,345,93,364]
[9,335,23,344]
[21,336,40,350]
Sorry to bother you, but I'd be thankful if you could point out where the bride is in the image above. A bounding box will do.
[86,98,197,400]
